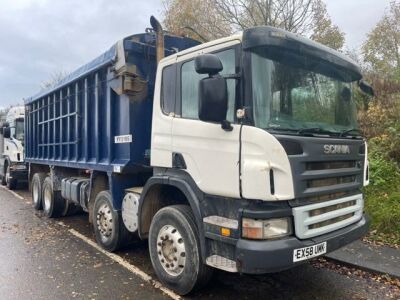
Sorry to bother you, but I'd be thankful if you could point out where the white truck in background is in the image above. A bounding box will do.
[0,106,27,189]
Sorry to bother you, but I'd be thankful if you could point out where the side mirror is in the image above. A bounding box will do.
[359,80,374,96]
[198,76,228,123]
[195,54,223,75]
[3,127,10,139]
[195,54,228,124]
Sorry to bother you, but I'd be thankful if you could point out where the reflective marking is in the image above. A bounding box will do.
[62,223,180,300]
[113,165,122,173]
[0,185,24,200]
[114,134,132,144]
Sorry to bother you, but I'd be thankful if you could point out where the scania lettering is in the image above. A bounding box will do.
[324,144,351,154]
[24,17,372,295]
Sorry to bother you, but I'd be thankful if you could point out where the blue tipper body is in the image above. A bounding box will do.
[25,33,199,174]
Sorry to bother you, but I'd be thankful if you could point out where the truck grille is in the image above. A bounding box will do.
[292,194,363,239]
[306,160,356,170]
[276,135,366,238]
[307,175,356,188]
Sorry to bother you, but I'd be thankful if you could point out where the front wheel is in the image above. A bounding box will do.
[92,191,130,252]
[149,205,212,295]
[6,165,17,190]
[0,172,6,185]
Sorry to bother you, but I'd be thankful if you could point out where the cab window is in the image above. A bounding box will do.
[180,48,237,122]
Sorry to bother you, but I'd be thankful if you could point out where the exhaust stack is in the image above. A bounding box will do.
[150,16,164,64]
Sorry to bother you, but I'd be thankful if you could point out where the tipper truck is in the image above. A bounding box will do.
[0,105,27,189]
[25,17,373,295]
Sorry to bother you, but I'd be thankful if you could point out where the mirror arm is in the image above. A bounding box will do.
[221,120,233,131]
[222,72,241,80]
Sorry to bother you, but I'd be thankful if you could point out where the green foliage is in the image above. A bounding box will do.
[367,137,400,187]
[310,1,345,50]
[363,137,400,242]
[361,1,400,79]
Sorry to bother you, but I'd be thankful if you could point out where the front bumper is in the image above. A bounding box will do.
[9,166,28,182]
[235,214,368,274]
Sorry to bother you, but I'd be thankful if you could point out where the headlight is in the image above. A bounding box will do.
[242,217,292,240]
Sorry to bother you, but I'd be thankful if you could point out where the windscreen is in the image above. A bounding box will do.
[251,47,358,134]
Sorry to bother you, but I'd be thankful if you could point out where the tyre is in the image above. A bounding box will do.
[31,173,46,210]
[42,176,65,218]
[61,200,81,217]
[149,205,212,295]
[1,163,7,186]
[5,165,17,190]
[92,191,130,252]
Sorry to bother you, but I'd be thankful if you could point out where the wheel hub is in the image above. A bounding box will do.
[96,203,113,240]
[157,225,186,276]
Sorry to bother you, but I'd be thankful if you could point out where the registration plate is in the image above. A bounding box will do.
[293,242,327,262]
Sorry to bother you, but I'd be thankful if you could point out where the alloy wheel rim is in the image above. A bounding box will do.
[156,225,186,276]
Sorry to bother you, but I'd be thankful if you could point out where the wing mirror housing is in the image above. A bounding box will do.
[359,80,374,96]
[195,54,229,128]
[195,54,223,75]
[3,127,10,139]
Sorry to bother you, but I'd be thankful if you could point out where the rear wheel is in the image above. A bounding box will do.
[149,205,212,295]
[92,191,130,252]
[31,173,46,210]
[61,200,81,217]
[42,177,65,218]
[6,165,17,190]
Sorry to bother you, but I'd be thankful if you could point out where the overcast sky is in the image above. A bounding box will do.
[0,0,393,107]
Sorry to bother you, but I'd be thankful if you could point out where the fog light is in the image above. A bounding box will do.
[242,217,291,240]
[14,164,26,170]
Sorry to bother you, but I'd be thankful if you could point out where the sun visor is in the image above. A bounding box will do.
[243,26,362,82]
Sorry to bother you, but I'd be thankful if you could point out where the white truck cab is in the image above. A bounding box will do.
[0,106,27,189]
[147,26,370,290]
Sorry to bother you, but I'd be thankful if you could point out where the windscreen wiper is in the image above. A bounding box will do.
[265,127,299,133]
[297,127,338,136]
[339,128,360,137]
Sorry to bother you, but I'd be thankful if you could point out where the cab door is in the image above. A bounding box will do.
[171,42,241,198]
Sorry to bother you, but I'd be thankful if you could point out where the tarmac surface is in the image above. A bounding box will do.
[0,185,399,300]
[326,240,400,278]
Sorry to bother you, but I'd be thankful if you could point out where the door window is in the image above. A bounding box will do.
[180,48,236,122]
[161,64,176,115]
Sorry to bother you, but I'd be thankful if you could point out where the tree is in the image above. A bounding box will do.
[310,1,345,50]
[362,1,400,79]
[162,0,345,50]
[163,0,231,41]
[213,0,315,34]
